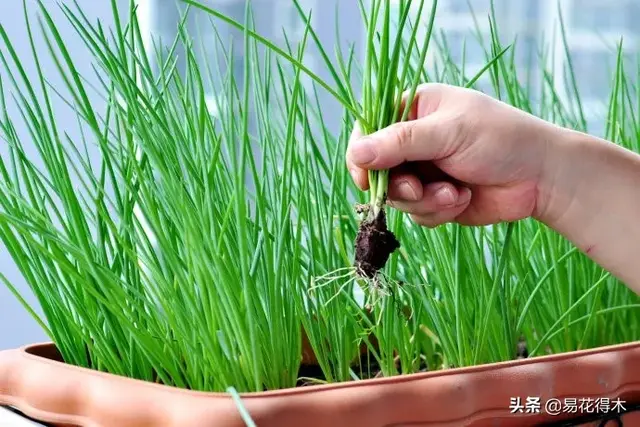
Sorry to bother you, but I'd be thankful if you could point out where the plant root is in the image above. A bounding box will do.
[354,208,400,278]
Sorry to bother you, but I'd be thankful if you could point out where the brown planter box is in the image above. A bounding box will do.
[0,341,639,426]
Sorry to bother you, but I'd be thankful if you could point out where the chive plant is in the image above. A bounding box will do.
[187,0,438,300]
[0,0,637,394]
[348,0,436,287]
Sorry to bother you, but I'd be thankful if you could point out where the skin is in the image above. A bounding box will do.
[346,83,640,296]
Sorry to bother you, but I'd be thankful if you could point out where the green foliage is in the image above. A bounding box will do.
[0,0,637,393]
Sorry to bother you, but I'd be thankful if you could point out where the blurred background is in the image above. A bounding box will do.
[1,0,639,350]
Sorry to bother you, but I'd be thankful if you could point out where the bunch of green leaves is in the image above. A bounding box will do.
[0,0,318,391]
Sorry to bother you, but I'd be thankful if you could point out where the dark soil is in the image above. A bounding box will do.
[296,364,328,387]
[296,352,387,387]
[516,335,529,359]
[296,350,432,387]
[354,209,400,278]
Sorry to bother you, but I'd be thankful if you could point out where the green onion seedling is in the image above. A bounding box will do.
[351,0,436,295]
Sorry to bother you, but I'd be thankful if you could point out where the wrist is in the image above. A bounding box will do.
[532,125,594,228]
[533,125,620,255]
[532,125,640,291]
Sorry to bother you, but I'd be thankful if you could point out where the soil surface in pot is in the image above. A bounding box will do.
[297,351,430,387]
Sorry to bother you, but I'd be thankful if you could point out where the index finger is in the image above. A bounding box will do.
[346,121,370,190]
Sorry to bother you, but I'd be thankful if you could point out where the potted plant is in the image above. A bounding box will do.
[0,0,638,426]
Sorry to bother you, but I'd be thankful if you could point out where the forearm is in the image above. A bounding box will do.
[534,126,640,294]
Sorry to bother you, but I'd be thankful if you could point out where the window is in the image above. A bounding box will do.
[571,1,625,33]
[525,0,539,23]
[570,49,615,100]
[272,0,315,45]
[514,35,537,69]
[588,120,606,139]
[443,30,487,67]
[449,0,490,15]
[624,52,638,76]
[449,0,470,14]
[474,75,495,95]
[623,2,640,34]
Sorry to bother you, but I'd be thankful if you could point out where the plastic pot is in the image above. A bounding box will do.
[0,341,639,426]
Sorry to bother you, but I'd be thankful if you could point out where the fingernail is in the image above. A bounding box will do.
[458,187,472,204]
[435,186,456,206]
[348,139,376,165]
[396,180,420,201]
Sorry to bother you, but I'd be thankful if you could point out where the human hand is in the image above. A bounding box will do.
[346,83,560,227]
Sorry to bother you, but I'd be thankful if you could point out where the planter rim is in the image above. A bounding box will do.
[2,340,640,427]
[12,340,640,397]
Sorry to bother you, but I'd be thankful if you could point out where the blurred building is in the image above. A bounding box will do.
[426,0,640,135]
[141,0,640,136]
[140,0,363,134]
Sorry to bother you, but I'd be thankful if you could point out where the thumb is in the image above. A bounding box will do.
[346,114,449,170]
